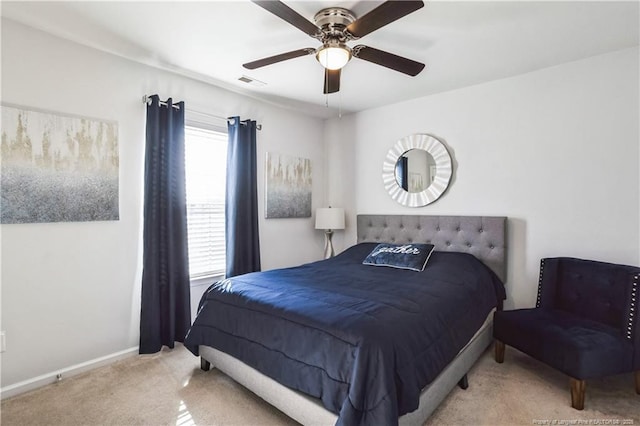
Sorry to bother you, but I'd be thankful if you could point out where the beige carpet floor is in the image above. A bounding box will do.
[2,344,638,426]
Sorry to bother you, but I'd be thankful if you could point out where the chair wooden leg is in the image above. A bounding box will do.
[635,371,640,395]
[570,378,586,410]
[494,340,505,363]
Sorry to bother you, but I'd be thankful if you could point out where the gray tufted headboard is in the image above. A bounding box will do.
[357,215,507,283]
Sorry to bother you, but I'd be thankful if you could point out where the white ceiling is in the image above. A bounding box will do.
[2,1,639,118]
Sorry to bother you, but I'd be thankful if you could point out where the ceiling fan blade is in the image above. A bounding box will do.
[252,1,320,37]
[243,48,315,69]
[346,1,424,39]
[352,45,425,76]
[323,69,341,94]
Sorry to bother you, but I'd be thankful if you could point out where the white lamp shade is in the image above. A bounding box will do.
[315,207,345,230]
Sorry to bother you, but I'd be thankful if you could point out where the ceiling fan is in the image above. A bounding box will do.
[243,0,426,94]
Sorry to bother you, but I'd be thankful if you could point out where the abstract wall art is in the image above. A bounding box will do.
[1,104,119,224]
[265,152,311,218]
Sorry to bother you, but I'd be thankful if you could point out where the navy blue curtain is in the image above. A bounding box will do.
[396,156,408,191]
[225,117,261,278]
[139,95,191,354]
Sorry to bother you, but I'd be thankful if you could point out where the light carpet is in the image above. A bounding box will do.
[2,344,638,425]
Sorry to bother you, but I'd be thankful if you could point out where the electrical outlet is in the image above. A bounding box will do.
[0,331,5,353]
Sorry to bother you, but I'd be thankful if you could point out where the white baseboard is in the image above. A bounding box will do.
[0,346,139,400]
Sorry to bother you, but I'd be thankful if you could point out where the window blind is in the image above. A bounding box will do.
[184,126,227,278]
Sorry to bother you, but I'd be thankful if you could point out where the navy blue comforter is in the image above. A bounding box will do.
[184,243,505,425]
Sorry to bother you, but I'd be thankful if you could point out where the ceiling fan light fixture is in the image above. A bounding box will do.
[316,43,351,70]
[247,1,426,93]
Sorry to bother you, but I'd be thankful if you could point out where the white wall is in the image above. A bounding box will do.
[326,47,639,310]
[323,116,357,255]
[0,19,326,388]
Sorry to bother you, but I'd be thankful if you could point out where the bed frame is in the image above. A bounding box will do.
[199,214,507,425]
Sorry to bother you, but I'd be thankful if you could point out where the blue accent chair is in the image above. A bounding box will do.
[493,257,640,409]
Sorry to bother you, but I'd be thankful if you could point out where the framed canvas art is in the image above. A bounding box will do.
[265,152,311,218]
[1,104,119,224]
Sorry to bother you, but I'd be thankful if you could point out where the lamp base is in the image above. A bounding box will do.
[323,230,335,259]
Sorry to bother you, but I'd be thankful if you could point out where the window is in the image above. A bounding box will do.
[184,125,227,279]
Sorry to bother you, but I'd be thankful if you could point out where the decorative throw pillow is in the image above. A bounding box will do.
[362,243,435,272]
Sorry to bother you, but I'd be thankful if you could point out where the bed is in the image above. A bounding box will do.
[184,214,507,425]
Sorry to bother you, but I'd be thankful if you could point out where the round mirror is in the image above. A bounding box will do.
[394,149,437,193]
[382,134,452,207]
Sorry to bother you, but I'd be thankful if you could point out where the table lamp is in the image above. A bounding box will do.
[315,207,345,259]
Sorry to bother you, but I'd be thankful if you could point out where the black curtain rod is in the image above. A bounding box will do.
[142,95,262,130]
